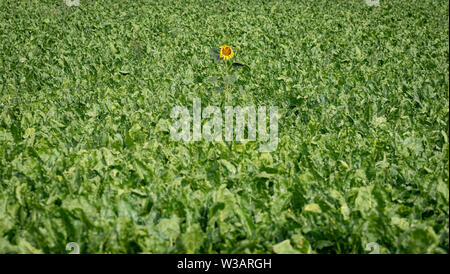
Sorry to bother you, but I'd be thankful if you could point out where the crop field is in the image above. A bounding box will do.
[0,0,448,254]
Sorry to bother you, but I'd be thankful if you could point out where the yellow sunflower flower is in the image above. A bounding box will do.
[220,45,234,61]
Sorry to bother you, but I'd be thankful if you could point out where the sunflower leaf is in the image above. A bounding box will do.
[232,62,247,69]
[209,47,221,63]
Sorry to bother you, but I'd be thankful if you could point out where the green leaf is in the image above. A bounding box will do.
[272,240,300,254]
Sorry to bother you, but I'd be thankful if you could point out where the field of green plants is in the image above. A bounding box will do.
[0,0,448,254]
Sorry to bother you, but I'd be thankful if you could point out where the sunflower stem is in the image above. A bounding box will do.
[225,60,230,103]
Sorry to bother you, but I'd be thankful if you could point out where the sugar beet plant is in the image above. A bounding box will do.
[0,0,448,253]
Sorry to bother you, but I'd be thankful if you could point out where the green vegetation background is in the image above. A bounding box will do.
[0,0,448,253]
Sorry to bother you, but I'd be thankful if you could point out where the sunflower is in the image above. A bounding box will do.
[220,45,234,61]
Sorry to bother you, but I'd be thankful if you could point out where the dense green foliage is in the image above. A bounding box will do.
[0,0,448,254]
